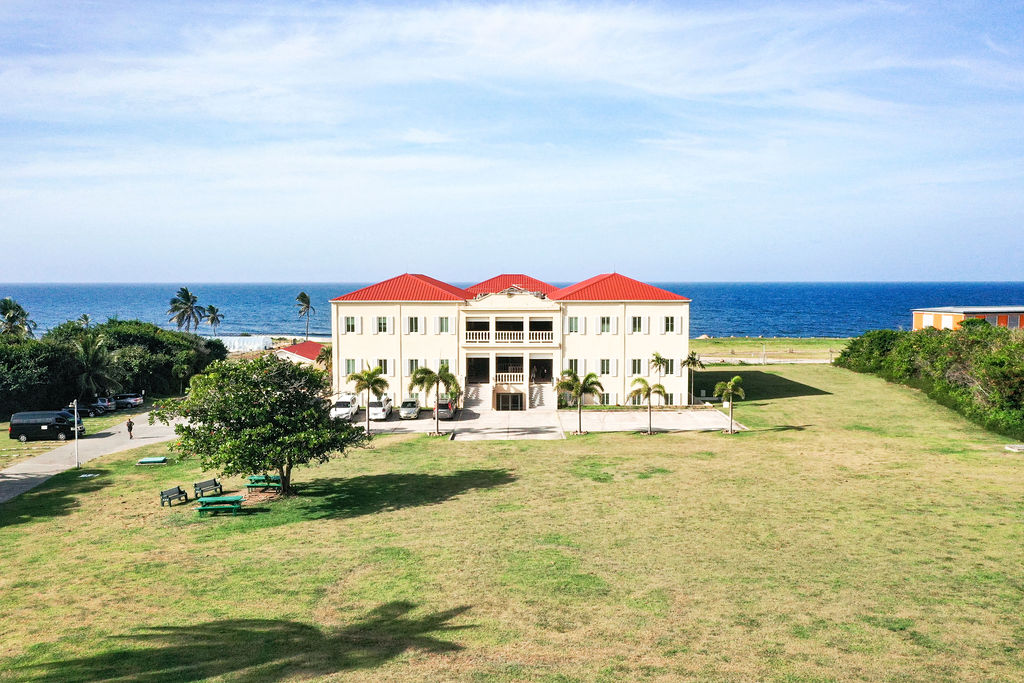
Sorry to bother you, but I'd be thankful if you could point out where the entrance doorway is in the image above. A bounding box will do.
[529,358,553,384]
[466,357,490,384]
[496,393,524,411]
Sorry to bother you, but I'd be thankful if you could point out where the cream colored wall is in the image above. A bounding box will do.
[561,302,690,405]
[331,301,460,406]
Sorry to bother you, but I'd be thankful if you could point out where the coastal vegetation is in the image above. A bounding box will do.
[152,354,366,494]
[296,291,315,340]
[713,374,745,434]
[0,297,37,338]
[835,320,1024,439]
[0,307,227,419]
[2,365,1021,680]
[167,287,207,333]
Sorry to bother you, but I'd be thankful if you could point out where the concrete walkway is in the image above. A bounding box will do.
[0,414,177,505]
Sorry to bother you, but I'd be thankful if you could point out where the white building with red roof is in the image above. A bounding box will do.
[275,340,325,366]
[330,273,690,411]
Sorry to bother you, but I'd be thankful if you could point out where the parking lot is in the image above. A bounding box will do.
[357,407,737,440]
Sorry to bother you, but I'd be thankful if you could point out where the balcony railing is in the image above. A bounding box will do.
[465,331,489,343]
[494,331,524,343]
[528,331,554,343]
[464,330,556,344]
[494,372,524,384]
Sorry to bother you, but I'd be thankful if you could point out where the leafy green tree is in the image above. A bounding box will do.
[627,376,667,435]
[168,287,206,332]
[713,375,745,434]
[205,305,224,336]
[409,365,462,435]
[151,354,367,494]
[0,298,37,339]
[682,351,705,404]
[74,331,121,397]
[347,366,389,434]
[296,292,315,340]
[315,344,332,373]
[555,369,604,435]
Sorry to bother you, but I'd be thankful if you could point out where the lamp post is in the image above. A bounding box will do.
[73,399,80,469]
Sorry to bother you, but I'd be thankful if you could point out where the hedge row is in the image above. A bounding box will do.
[833,320,1024,439]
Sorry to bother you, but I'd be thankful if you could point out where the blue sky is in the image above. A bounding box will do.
[1,1,1023,282]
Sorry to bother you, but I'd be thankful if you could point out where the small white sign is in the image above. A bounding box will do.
[79,473,99,478]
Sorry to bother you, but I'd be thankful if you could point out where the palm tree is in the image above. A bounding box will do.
[0,298,37,338]
[627,377,667,435]
[713,375,745,434]
[315,344,332,373]
[75,331,120,397]
[77,314,92,328]
[650,351,670,382]
[409,365,462,436]
[167,287,206,332]
[204,305,224,337]
[682,351,705,404]
[555,369,604,435]
[347,366,389,435]
[296,292,315,340]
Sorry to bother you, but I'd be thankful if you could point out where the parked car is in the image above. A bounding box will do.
[398,399,421,420]
[93,397,117,413]
[368,396,393,421]
[114,393,144,409]
[9,411,85,442]
[330,393,359,420]
[66,400,104,418]
[434,399,457,420]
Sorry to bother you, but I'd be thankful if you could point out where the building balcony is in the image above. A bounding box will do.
[494,372,524,383]
[465,331,490,343]
[464,330,556,344]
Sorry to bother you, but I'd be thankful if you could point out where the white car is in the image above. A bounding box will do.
[368,396,393,421]
[330,393,359,420]
[398,399,421,420]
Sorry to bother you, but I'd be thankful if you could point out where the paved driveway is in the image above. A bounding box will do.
[558,408,738,434]
[454,409,564,441]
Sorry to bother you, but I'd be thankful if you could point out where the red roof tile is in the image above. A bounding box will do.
[278,340,324,361]
[332,274,469,302]
[466,274,558,296]
[550,273,690,301]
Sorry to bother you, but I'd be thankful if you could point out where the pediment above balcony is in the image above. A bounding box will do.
[464,288,560,311]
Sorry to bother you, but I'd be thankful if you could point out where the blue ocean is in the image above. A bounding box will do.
[2,282,1023,339]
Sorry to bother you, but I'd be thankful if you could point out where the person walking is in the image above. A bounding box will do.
[126,418,134,440]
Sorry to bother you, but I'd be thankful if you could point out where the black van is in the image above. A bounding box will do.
[8,411,85,442]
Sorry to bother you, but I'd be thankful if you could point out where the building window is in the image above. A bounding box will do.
[568,359,579,375]
[665,359,675,375]
[568,317,578,333]
[439,359,450,371]
[376,358,388,374]
[631,316,642,333]
[377,317,388,334]
[600,316,611,333]
[439,317,450,333]
[631,393,642,406]
[408,359,419,375]
[631,358,642,375]
[600,393,610,405]
[665,393,674,405]
[344,316,356,333]
[664,316,675,333]
[408,392,419,402]
[408,317,418,334]
[345,359,355,375]
[600,359,610,375]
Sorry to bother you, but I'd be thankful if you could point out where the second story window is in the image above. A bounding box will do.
[407,317,419,334]
[631,316,642,333]
[345,359,355,375]
[408,358,419,375]
[438,317,450,333]
[377,316,388,334]
[376,358,388,374]
[568,317,579,333]
[344,316,356,333]
[600,359,610,375]
[568,359,579,375]
[631,358,642,375]
[663,316,675,333]
[665,359,675,375]
[439,359,450,371]
[600,316,611,333]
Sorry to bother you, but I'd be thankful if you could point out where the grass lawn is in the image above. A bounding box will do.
[0,404,152,469]
[690,337,850,362]
[1,366,1023,681]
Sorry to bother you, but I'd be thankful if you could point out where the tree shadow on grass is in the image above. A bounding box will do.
[298,469,516,521]
[15,601,472,682]
[694,370,831,401]
[0,468,111,529]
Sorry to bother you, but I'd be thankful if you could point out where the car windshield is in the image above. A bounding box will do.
[335,401,350,408]
[401,401,417,408]
[369,401,382,408]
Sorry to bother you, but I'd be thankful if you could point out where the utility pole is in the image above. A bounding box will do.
[73,399,80,469]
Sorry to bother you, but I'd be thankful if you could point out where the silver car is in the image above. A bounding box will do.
[398,399,421,420]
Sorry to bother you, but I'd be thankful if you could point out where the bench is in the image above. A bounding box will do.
[246,475,283,492]
[195,495,244,517]
[194,478,223,498]
[138,456,168,466]
[160,486,188,506]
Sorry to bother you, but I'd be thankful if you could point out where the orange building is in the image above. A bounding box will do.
[912,306,1024,331]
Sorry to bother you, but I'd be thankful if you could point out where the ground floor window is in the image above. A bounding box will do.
[439,359,450,371]
[631,393,642,406]
[665,393,674,405]
[496,393,524,411]
[568,359,579,375]
[600,393,610,405]
[665,359,675,375]
[345,359,355,375]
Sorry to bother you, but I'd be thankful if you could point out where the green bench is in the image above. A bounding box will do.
[246,475,283,492]
[195,495,244,517]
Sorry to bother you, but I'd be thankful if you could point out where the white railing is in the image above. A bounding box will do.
[494,331,524,343]
[495,372,524,384]
[465,331,490,343]
[528,331,554,343]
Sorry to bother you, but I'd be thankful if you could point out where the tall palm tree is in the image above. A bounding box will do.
[167,287,206,333]
[205,305,224,336]
[75,331,120,397]
[77,314,92,329]
[0,297,37,338]
[315,344,332,373]
[347,366,389,435]
[409,365,462,436]
[713,375,745,434]
[681,351,705,405]
[627,377,667,435]
[555,369,604,435]
[296,292,315,340]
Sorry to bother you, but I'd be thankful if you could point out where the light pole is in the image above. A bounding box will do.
[73,399,80,469]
